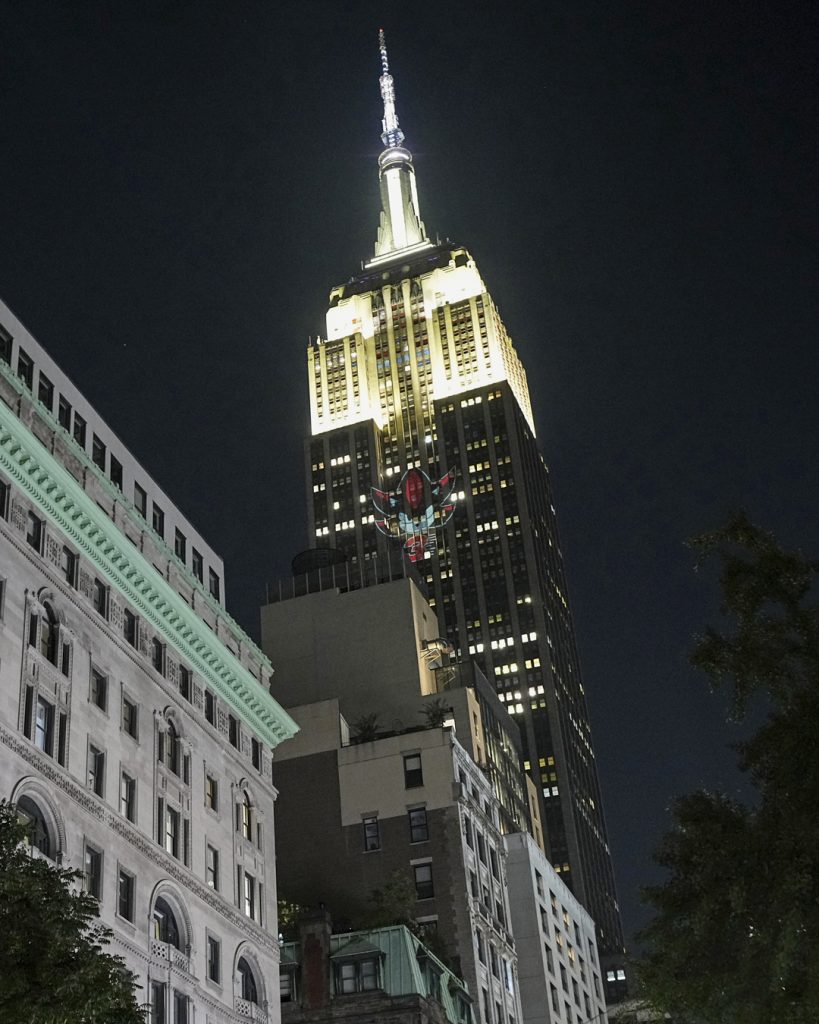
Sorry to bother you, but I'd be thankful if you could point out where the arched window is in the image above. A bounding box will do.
[39,603,58,665]
[152,896,181,949]
[237,957,258,1004]
[17,795,53,858]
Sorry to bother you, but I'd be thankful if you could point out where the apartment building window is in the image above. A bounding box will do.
[122,695,138,739]
[243,871,256,919]
[90,668,107,710]
[73,412,86,448]
[206,935,220,983]
[336,958,379,994]
[403,753,423,788]
[165,806,180,859]
[239,793,253,841]
[363,816,380,851]
[409,807,429,843]
[251,737,261,771]
[208,568,220,600]
[151,637,165,675]
[0,324,11,364]
[173,992,188,1024]
[17,349,33,389]
[58,395,72,429]
[206,844,219,890]
[37,372,54,410]
[91,435,106,471]
[92,578,107,617]
[174,528,186,562]
[205,773,218,811]
[280,970,295,1003]
[178,665,191,701]
[191,549,203,582]
[26,511,43,552]
[123,608,137,647]
[117,868,135,921]
[109,456,122,491]
[120,771,136,822]
[0,477,8,519]
[34,697,55,755]
[152,502,165,537]
[88,745,105,797]
[150,981,166,1024]
[477,832,487,864]
[204,689,215,725]
[238,957,259,1003]
[134,482,147,517]
[228,714,238,749]
[84,844,102,900]
[413,862,434,900]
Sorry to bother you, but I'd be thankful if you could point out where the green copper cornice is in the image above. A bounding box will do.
[0,393,298,748]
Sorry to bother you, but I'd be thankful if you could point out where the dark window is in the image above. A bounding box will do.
[37,372,53,410]
[88,745,105,796]
[204,689,215,725]
[123,608,137,646]
[26,511,42,551]
[109,456,122,490]
[403,753,423,788]
[251,737,261,771]
[165,723,180,777]
[174,528,186,561]
[91,435,106,470]
[73,412,86,448]
[242,873,256,920]
[0,478,8,519]
[490,847,499,879]
[205,774,218,811]
[92,578,107,617]
[0,324,11,364]
[90,668,107,710]
[58,395,72,429]
[238,957,257,1002]
[414,862,434,899]
[84,844,102,899]
[34,697,54,755]
[17,349,33,389]
[409,807,429,843]
[152,896,181,948]
[151,637,164,675]
[208,568,220,600]
[206,935,220,983]
[192,549,203,582]
[122,696,138,738]
[363,816,380,851]
[57,712,67,765]
[150,981,166,1024]
[164,806,180,859]
[118,869,135,921]
[206,844,219,890]
[228,714,238,749]
[134,483,147,517]
[178,665,191,701]
[152,503,165,537]
[120,771,136,821]
[240,793,252,841]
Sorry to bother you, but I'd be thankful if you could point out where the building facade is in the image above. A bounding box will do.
[0,299,298,1023]
[302,34,623,953]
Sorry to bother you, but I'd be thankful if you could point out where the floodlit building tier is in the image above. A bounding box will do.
[302,34,623,954]
[0,299,298,1023]
[504,832,608,1024]
[272,699,523,1024]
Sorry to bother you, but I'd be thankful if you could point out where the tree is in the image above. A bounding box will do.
[639,513,819,1023]
[0,799,143,1024]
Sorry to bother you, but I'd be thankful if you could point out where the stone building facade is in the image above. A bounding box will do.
[0,299,297,1023]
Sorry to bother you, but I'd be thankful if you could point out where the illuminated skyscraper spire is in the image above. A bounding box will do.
[369,29,430,265]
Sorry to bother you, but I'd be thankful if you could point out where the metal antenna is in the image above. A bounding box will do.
[378,28,404,149]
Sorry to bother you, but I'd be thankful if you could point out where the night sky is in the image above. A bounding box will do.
[1,2,817,948]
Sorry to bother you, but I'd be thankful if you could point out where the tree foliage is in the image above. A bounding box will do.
[639,513,819,1023]
[0,800,143,1024]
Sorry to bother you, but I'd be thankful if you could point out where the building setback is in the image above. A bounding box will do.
[301,33,623,954]
[0,299,297,1023]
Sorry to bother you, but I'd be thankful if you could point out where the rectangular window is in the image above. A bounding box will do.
[206,844,219,890]
[84,844,102,899]
[90,668,107,710]
[151,637,164,675]
[0,478,8,519]
[109,456,122,490]
[363,816,380,851]
[58,395,72,429]
[57,712,67,766]
[37,372,53,410]
[73,412,86,448]
[243,871,256,919]
[123,608,137,647]
[17,349,33,389]
[61,544,77,584]
[403,753,423,788]
[175,663,190,701]
[34,697,54,755]
[152,503,165,538]
[228,715,238,749]
[280,971,293,1002]
[118,868,134,921]
[208,568,220,600]
[134,483,147,517]
[205,773,218,811]
[120,771,136,822]
[251,737,261,770]
[191,549,203,582]
[91,435,106,471]
[122,696,138,739]
[150,981,166,1024]
[26,511,42,552]
[174,528,186,562]
[92,577,108,617]
[409,807,429,843]
[413,862,434,900]
[88,745,105,796]
[173,991,188,1024]
[204,689,216,725]
[165,806,180,859]
[0,324,11,364]
[206,935,220,983]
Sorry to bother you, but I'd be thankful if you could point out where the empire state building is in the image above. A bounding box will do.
[304,31,624,955]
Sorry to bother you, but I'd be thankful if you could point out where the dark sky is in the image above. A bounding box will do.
[1,1,817,948]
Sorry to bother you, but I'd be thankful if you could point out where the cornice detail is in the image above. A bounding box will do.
[0,397,297,748]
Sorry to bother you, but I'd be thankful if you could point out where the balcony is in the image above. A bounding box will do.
[236,999,267,1022]
[150,938,190,972]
